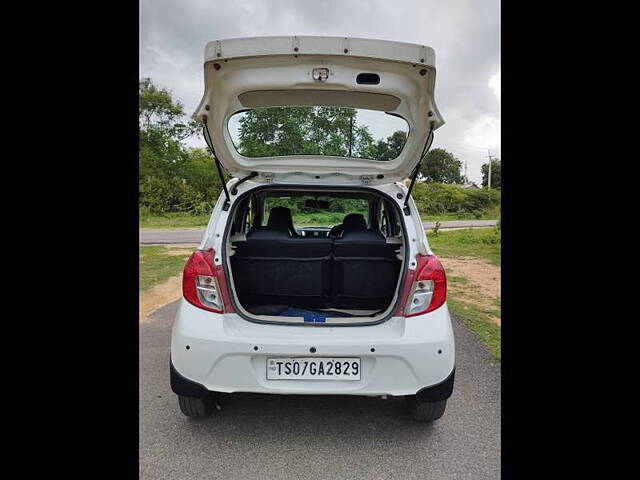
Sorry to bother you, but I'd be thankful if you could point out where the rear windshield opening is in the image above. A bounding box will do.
[227,106,409,161]
[225,188,406,325]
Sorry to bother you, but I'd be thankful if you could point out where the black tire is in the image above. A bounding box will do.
[405,396,447,422]
[177,395,214,418]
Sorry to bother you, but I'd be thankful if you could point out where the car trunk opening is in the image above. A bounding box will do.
[223,186,407,325]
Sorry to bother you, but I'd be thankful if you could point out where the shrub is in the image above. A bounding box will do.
[139,176,205,214]
[453,228,501,245]
[460,189,500,213]
[139,205,152,220]
[190,200,214,216]
[412,182,500,217]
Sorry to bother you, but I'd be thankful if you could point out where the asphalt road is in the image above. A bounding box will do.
[139,301,501,479]
[139,220,497,244]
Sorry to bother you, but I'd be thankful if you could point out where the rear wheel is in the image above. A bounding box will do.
[405,396,447,422]
[177,395,215,418]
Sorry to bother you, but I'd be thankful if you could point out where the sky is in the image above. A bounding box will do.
[140,0,500,184]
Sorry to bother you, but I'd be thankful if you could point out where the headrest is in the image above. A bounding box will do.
[342,213,367,232]
[267,207,294,233]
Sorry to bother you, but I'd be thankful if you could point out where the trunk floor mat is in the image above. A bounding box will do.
[279,307,346,323]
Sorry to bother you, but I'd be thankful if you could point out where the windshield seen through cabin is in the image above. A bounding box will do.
[264,195,369,227]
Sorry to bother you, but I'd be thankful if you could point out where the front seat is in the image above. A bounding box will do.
[329,212,368,238]
[267,206,299,237]
[341,213,368,234]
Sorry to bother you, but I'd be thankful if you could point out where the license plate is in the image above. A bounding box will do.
[266,357,361,380]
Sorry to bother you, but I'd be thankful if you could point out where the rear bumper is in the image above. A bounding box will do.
[170,298,455,397]
[171,357,456,401]
[170,360,210,398]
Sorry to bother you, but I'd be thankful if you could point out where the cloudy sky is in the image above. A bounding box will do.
[140,0,500,184]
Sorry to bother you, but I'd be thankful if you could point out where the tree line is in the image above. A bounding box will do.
[139,78,500,215]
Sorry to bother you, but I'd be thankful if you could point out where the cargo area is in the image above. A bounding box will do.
[224,187,406,324]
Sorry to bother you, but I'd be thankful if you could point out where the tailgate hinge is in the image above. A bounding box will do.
[360,175,374,185]
[261,172,275,183]
[214,40,223,59]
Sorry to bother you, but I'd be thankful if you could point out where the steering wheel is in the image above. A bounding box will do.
[328,224,344,238]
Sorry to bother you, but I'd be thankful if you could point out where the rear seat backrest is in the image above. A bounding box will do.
[240,226,333,256]
[334,211,397,258]
[231,209,401,313]
[332,221,401,310]
[333,229,397,258]
[231,212,333,308]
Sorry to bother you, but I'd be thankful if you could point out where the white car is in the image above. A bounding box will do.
[170,36,455,422]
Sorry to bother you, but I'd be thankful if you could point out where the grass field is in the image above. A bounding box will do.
[140,213,210,229]
[139,245,193,291]
[427,227,501,266]
[428,228,501,361]
[448,285,501,361]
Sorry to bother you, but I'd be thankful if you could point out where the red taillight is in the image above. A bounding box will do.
[182,249,233,313]
[401,254,447,317]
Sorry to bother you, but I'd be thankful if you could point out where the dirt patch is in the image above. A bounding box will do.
[440,256,501,326]
[140,274,183,323]
[440,257,500,298]
[139,245,195,322]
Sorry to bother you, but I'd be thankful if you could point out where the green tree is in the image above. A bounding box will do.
[419,148,463,184]
[139,78,224,214]
[481,158,501,189]
[375,130,408,161]
[139,78,193,181]
[139,78,198,139]
[236,106,377,158]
